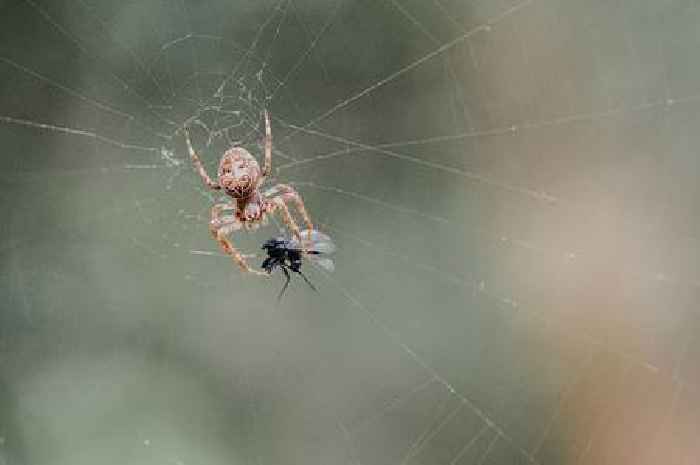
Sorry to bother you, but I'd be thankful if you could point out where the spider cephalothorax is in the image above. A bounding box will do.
[185,110,313,276]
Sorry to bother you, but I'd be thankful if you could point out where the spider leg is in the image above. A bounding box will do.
[277,266,291,301]
[185,129,220,190]
[267,197,303,242]
[209,203,238,238]
[210,203,266,276]
[264,185,314,251]
[261,109,272,178]
[266,184,313,232]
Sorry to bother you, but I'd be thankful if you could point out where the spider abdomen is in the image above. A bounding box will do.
[218,147,261,198]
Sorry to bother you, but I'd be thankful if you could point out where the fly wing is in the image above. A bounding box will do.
[309,256,335,272]
[307,240,335,254]
[297,230,332,245]
[288,237,303,250]
[290,230,336,254]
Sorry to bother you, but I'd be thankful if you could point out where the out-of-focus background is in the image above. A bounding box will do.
[1,0,699,464]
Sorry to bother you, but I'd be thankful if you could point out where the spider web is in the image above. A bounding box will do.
[1,0,699,464]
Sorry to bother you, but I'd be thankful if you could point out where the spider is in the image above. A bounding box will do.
[185,110,313,277]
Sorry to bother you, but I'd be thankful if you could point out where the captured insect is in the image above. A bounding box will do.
[261,230,335,300]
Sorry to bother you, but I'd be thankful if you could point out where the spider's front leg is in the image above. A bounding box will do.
[258,114,313,236]
[264,184,313,233]
[185,129,220,190]
[210,203,266,276]
[266,197,303,241]
[261,109,272,177]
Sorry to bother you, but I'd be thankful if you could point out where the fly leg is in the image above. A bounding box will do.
[277,267,291,301]
[295,270,318,293]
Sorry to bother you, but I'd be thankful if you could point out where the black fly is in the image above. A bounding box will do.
[261,230,335,301]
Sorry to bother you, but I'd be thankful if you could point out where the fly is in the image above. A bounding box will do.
[261,230,335,300]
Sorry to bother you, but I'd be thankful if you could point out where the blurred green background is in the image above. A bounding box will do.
[1,0,699,464]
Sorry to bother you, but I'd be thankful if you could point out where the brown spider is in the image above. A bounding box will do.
[185,110,313,276]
